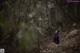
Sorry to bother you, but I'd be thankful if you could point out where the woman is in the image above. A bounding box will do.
[54,30,59,44]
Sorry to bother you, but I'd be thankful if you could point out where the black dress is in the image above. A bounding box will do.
[54,31,59,44]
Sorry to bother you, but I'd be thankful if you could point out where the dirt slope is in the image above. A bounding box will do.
[40,29,80,53]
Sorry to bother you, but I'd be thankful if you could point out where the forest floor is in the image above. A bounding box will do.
[40,32,65,53]
[40,29,80,53]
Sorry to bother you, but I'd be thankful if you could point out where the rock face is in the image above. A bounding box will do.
[66,29,79,39]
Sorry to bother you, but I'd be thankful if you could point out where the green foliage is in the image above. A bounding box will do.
[30,24,38,40]
[18,21,23,30]
[18,28,35,50]
[17,22,38,51]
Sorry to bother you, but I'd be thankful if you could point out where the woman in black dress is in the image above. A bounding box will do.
[54,30,59,44]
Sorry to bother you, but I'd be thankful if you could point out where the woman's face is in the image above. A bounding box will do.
[55,30,58,33]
